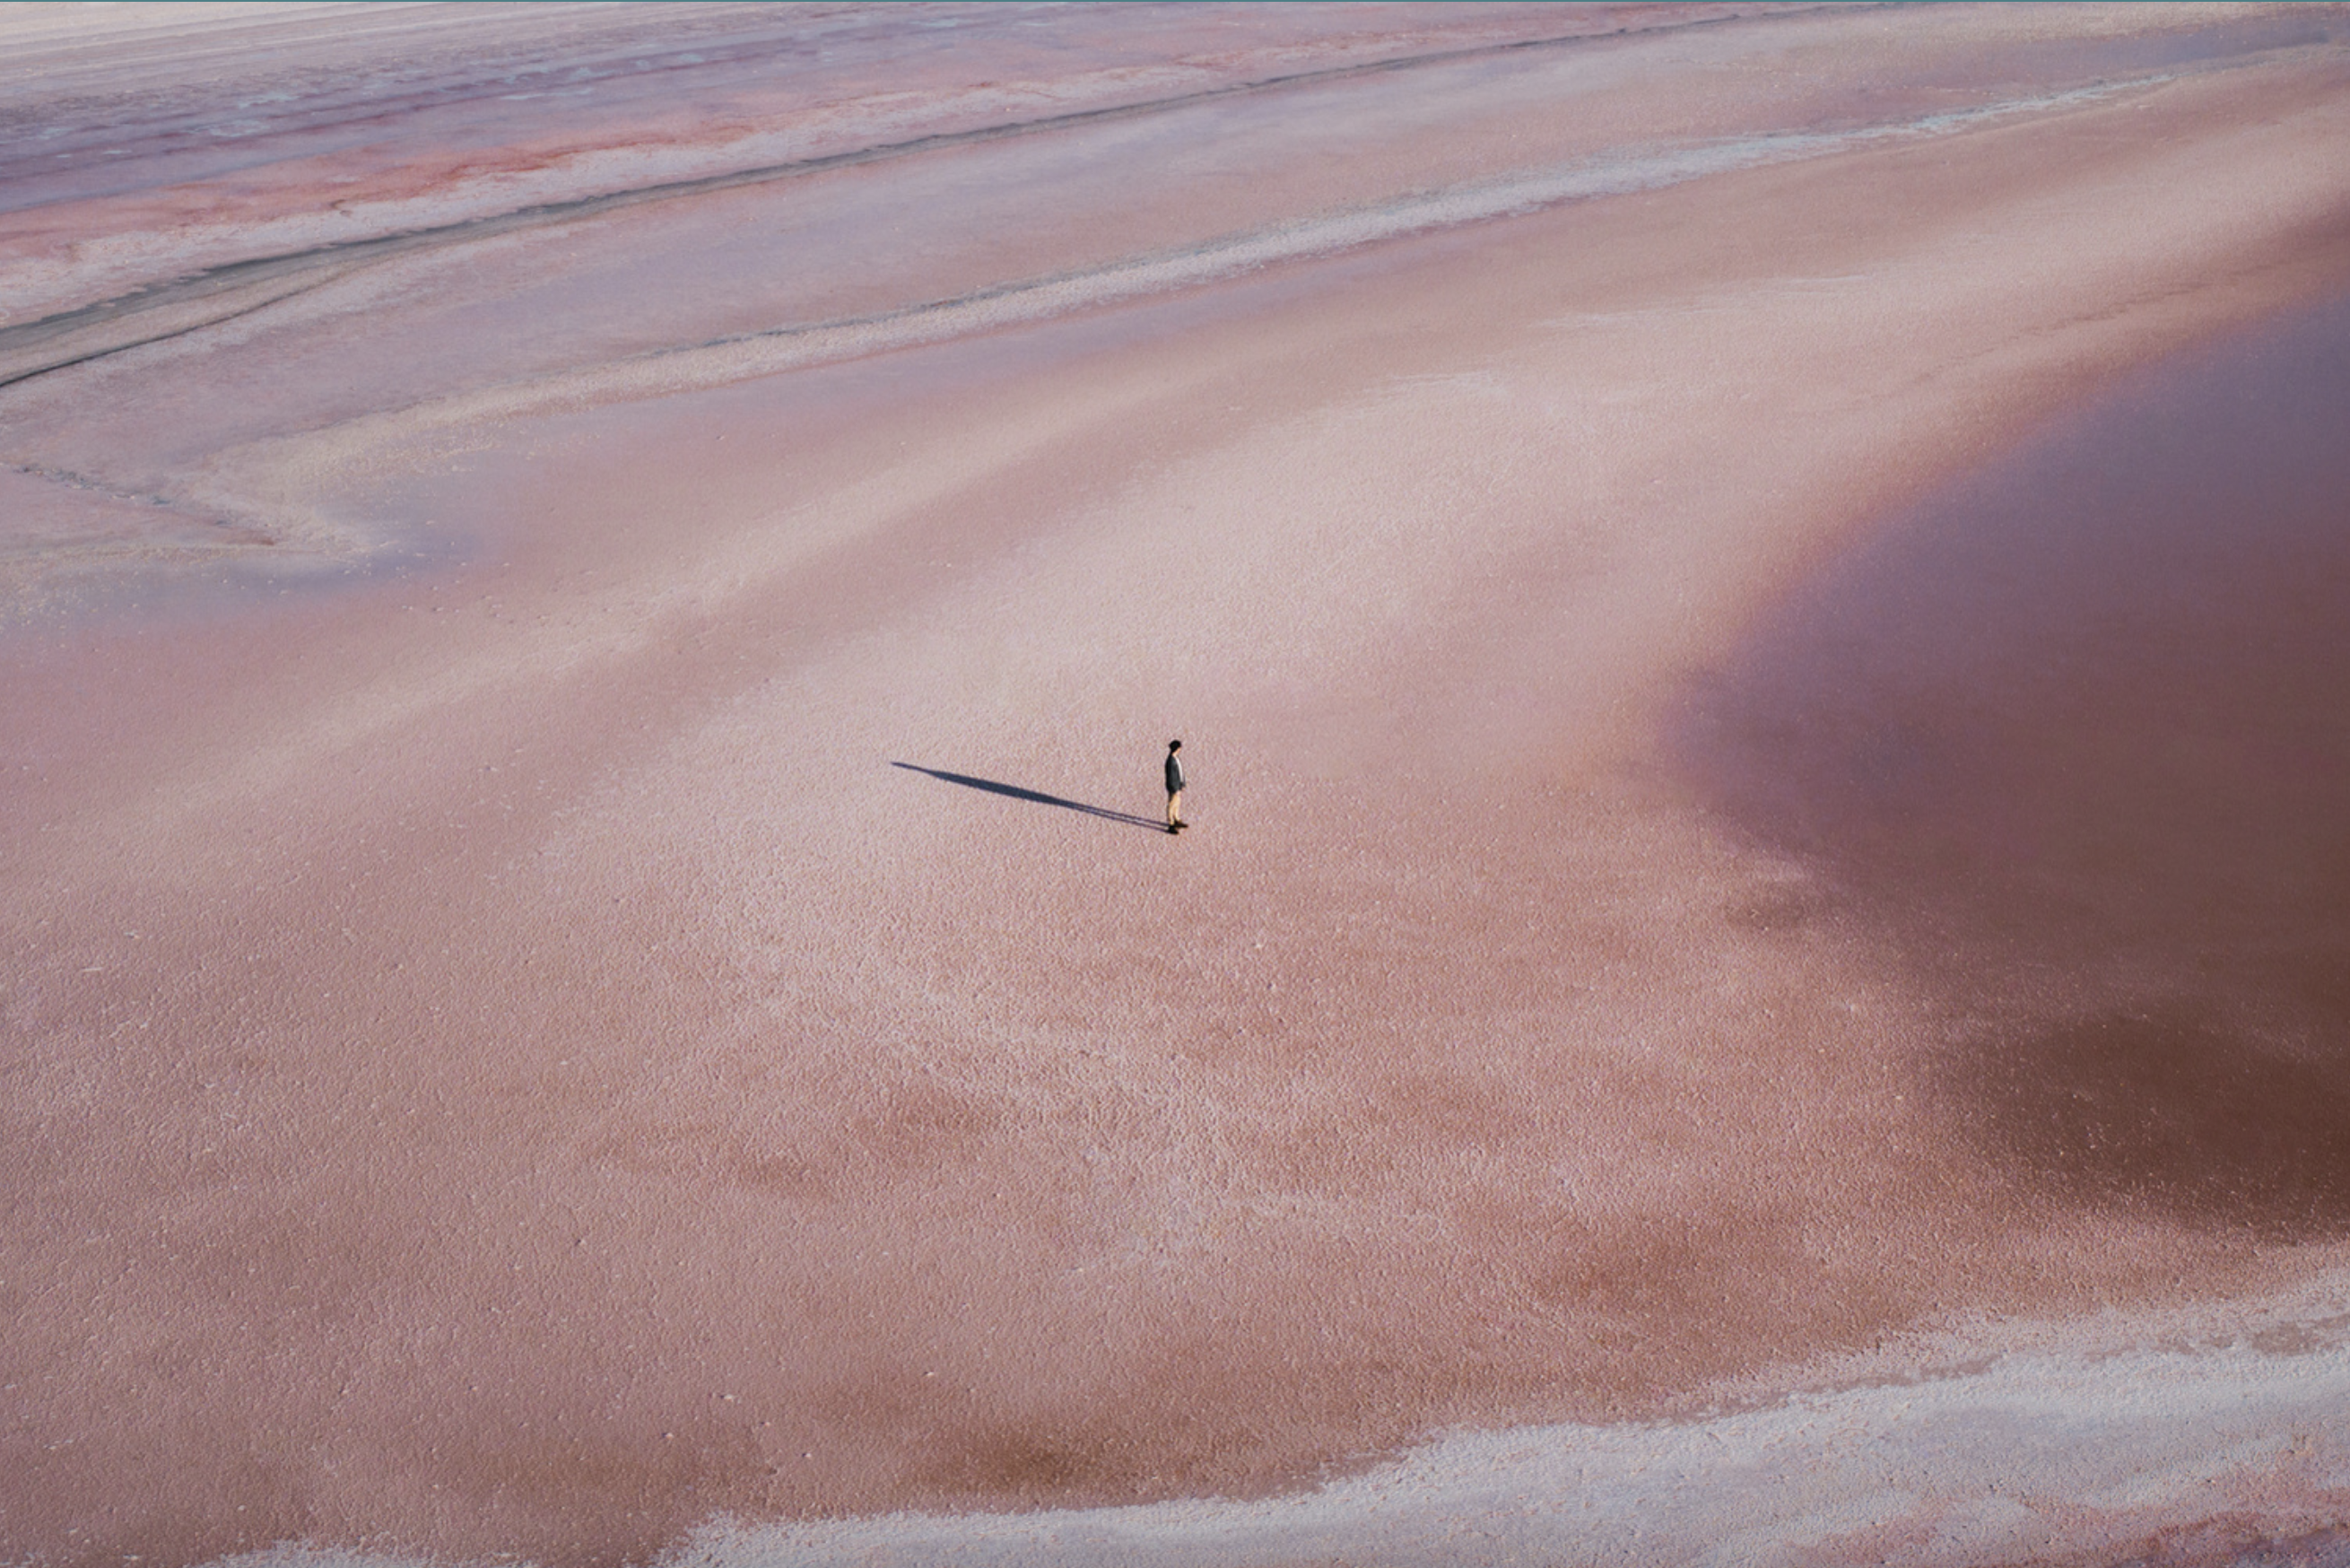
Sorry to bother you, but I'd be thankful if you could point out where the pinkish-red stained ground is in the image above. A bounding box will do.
[4,5,2350,1565]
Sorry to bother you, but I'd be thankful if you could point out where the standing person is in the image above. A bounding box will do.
[1164,739,1186,833]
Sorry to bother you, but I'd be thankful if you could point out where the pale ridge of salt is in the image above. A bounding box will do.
[677,1300,2350,1567]
[450,82,2156,411]
[222,76,2154,467]
[208,1276,2350,1568]
[149,76,2157,573]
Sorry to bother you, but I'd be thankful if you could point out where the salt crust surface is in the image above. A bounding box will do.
[6,5,2350,1566]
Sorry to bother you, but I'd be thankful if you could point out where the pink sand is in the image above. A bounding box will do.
[4,4,2350,1564]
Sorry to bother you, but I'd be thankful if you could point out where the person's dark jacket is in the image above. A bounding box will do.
[1165,753,1186,794]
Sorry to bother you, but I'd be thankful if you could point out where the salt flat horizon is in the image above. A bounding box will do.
[4,4,2349,1565]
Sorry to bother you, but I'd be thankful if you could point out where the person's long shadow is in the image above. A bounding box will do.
[891,762,1169,832]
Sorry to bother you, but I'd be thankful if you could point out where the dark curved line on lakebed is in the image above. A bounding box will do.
[0,4,1843,391]
[892,762,1168,833]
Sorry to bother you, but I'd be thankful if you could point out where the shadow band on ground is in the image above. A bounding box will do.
[892,762,1168,832]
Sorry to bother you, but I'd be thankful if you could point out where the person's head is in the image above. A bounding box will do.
[1168,739,1182,753]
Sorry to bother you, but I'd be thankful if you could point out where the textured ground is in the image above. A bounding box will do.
[4,4,2350,1565]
